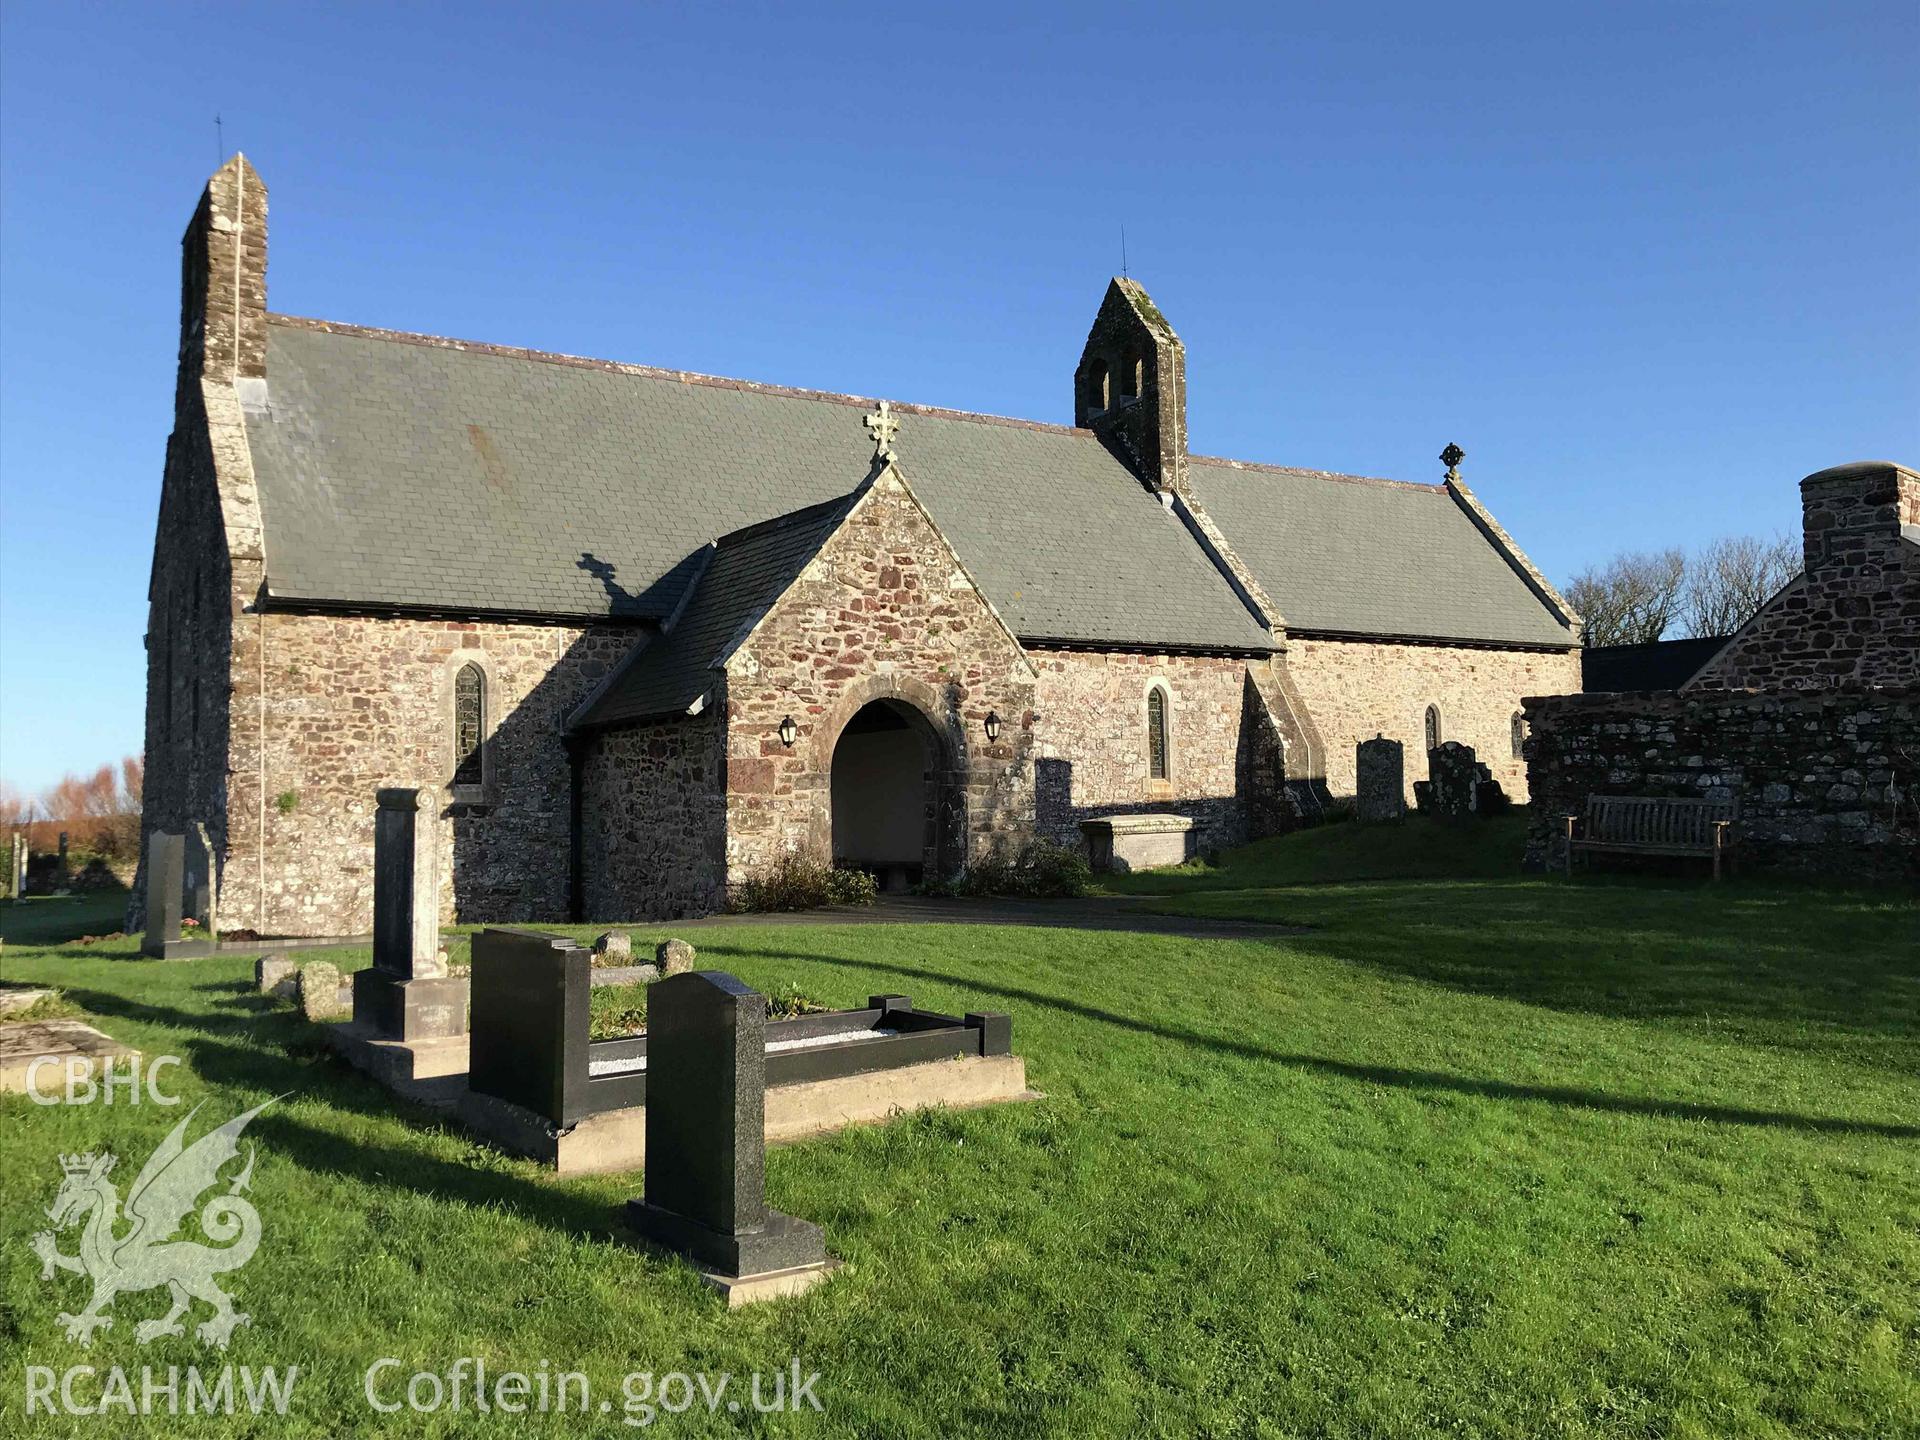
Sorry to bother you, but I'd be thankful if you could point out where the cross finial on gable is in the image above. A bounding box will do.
[1440,443,1465,482]
[864,400,900,462]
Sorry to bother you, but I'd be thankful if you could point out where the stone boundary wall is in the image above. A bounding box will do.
[1522,687,1918,880]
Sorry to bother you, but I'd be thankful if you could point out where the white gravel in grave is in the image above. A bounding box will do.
[586,1026,898,1078]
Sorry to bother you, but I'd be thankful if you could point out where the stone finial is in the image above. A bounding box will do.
[1440,443,1465,482]
[864,400,900,462]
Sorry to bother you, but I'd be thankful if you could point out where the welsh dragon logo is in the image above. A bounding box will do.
[30,1098,277,1348]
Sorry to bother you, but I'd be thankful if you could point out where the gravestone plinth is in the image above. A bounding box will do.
[1427,742,1482,820]
[351,788,466,1042]
[1355,736,1405,822]
[140,832,186,957]
[624,971,831,1302]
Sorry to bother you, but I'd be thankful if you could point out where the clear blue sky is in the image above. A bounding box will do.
[2,2,1915,796]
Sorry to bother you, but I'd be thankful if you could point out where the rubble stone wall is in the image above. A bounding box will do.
[722,470,1039,891]
[217,612,633,935]
[1286,635,1580,803]
[579,711,727,921]
[1522,686,1918,880]
[1032,649,1259,855]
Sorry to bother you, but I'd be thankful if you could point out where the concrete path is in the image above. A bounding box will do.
[644,895,1303,942]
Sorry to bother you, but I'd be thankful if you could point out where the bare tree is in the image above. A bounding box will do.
[1680,533,1799,638]
[1564,548,1687,646]
[0,781,32,830]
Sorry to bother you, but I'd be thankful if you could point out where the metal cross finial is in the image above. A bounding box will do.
[1440,443,1465,481]
[865,400,900,461]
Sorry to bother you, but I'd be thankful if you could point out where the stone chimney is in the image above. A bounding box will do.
[1073,278,1188,496]
[1799,461,1919,583]
[179,154,267,390]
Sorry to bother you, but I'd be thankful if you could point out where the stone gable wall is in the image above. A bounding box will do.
[1690,466,1920,691]
[579,712,726,922]
[1032,650,1258,854]
[1522,687,1918,880]
[137,418,238,928]
[1285,636,1581,803]
[215,612,632,936]
[722,470,1038,890]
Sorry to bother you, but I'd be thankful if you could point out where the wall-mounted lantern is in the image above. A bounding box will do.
[777,715,798,747]
[983,711,1002,743]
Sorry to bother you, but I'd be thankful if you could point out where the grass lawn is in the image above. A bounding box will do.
[2,823,1916,1437]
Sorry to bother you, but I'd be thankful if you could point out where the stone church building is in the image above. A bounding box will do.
[141,157,1580,935]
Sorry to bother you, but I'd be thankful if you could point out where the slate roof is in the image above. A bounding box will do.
[1185,458,1576,647]
[1581,636,1732,693]
[243,320,1274,652]
[573,494,857,728]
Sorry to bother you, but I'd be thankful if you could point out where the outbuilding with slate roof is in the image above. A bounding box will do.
[138,157,1581,935]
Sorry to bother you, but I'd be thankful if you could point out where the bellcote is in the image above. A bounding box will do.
[1073,277,1187,496]
[179,153,268,391]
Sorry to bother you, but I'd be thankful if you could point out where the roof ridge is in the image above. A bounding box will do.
[1188,453,1446,494]
[266,313,1097,440]
[267,315,1460,490]
[711,490,860,550]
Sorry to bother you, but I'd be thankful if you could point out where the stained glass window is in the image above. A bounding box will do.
[1424,705,1441,753]
[454,664,486,787]
[1147,688,1169,781]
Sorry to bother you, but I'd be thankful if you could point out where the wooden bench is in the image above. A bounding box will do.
[1564,795,1738,880]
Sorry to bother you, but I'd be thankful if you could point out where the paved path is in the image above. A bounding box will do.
[647,895,1304,942]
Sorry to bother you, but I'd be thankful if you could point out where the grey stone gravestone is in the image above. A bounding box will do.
[256,956,299,999]
[351,788,468,1041]
[657,937,696,976]
[183,823,217,933]
[625,971,828,1292]
[300,962,348,1021]
[1355,735,1405,822]
[141,832,185,957]
[10,831,27,899]
[1427,741,1482,820]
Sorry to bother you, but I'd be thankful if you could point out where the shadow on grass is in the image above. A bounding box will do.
[1145,878,1920,1050]
[42,993,623,1242]
[707,943,1920,1141]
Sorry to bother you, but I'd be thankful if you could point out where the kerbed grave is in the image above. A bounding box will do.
[457,927,1034,1174]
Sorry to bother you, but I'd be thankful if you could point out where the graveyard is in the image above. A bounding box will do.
[2,818,1916,1436]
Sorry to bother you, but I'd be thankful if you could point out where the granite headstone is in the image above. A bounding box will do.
[625,971,827,1283]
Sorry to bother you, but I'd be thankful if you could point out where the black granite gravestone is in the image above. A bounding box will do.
[140,832,185,958]
[625,971,827,1282]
